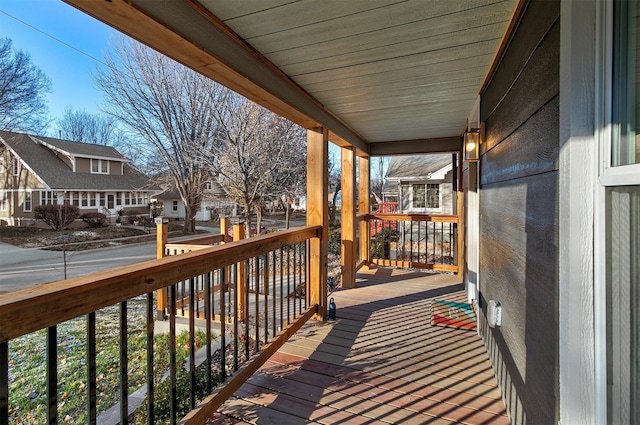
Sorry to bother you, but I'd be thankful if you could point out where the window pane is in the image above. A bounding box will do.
[613,0,640,166]
[413,184,425,209]
[607,185,640,423]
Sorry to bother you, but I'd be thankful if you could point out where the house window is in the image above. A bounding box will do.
[0,191,7,211]
[89,192,96,207]
[605,3,640,423]
[206,182,213,190]
[81,192,88,207]
[411,184,440,209]
[426,184,440,209]
[412,184,426,208]
[172,200,178,212]
[91,159,109,174]
[23,191,32,212]
[613,0,640,167]
[41,191,56,205]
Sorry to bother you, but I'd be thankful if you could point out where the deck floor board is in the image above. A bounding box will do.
[206,268,509,424]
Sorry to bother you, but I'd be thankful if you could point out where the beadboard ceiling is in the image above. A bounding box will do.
[65,0,517,155]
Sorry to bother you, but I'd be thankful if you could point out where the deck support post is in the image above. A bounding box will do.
[307,128,329,320]
[156,219,168,320]
[358,156,370,270]
[233,223,246,321]
[341,147,356,289]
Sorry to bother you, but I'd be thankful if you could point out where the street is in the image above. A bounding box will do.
[0,241,156,294]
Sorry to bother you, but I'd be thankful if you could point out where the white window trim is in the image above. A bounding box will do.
[90,158,109,174]
[23,190,32,212]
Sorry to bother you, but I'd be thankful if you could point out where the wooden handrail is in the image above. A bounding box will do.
[368,213,459,222]
[0,225,321,343]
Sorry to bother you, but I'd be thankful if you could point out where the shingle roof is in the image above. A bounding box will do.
[385,154,453,179]
[35,135,126,160]
[382,154,454,194]
[0,131,157,191]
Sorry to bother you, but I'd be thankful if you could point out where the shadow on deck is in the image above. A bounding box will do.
[206,268,509,424]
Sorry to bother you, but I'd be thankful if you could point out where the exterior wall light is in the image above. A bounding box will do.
[464,129,480,162]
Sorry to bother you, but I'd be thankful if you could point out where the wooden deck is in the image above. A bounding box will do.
[206,268,509,424]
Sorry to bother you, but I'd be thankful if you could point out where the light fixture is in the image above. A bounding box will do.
[464,128,480,162]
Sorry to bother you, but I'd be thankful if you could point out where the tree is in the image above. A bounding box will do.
[211,91,306,237]
[56,106,121,145]
[94,37,222,233]
[0,37,52,133]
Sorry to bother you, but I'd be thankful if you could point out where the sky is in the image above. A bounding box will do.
[0,0,118,135]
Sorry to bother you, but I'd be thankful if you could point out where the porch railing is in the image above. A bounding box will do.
[368,213,459,273]
[0,225,320,424]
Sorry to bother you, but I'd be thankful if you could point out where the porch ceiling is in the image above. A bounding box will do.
[63,0,518,156]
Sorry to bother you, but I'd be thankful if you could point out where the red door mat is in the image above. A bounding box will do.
[431,299,477,330]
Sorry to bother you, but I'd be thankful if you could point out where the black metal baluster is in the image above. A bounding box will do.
[244,260,250,360]
[0,341,8,425]
[254,256,260,350]
[46,326,57,425]
[279,248,284,331]
[220,267,227,381]
[169,284,177,424]
[87,312,97,425]
[264,253,269,344]
[233,262,239,372]
[189,278,196,411]
[204,272,212,394]
[410,219,413,263]
[146,293,154,425]
[120,301,128,425]
[287,247,291,325]
[272,250,277,338]
[293,245,297,318]
[417,221,421,263]
[299,243,304,314]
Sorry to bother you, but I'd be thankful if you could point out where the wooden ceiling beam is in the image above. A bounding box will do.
[369,137,462,156]
[63,0,369,154]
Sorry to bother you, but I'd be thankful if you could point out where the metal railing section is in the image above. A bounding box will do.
[368,213,459,273]
[0,226,319,425]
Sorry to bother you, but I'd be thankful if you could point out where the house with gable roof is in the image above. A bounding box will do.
[0,130,159,226]
[382,154,455,215]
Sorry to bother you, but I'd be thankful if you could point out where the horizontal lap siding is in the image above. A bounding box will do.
[479,1,560,424]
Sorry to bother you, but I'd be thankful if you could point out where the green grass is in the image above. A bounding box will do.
[7,297,210,424]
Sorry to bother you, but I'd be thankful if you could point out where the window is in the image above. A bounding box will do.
[605,3,640,422]
[0,191,7,211]
[413,184,426,208]
[426,184,440,208]
[412,183,440,209]
[41,191,56,205]
[91,159,109,174]
[23,191,32,212]
[172,200,178,212]
[612,0,640,166]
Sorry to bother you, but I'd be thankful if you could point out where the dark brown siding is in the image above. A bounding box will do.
[478,1,560,424]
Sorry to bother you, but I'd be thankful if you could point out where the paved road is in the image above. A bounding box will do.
[0,219,308,294]
[0,241,156,294]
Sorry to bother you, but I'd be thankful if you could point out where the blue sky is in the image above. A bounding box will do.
[0,0,117,135]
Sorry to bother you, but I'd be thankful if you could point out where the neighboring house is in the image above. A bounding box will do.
[382,154,454,215]
[0,131,158,226]
[154,179,236,221]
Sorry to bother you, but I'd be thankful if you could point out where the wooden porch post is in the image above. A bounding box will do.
[358,156,370,270]
[307,128,329,320]
[341,147,356,289]
[233,222,246,320]
[156,218,168,320]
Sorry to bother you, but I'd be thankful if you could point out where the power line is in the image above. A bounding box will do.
[0,9,108,67]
